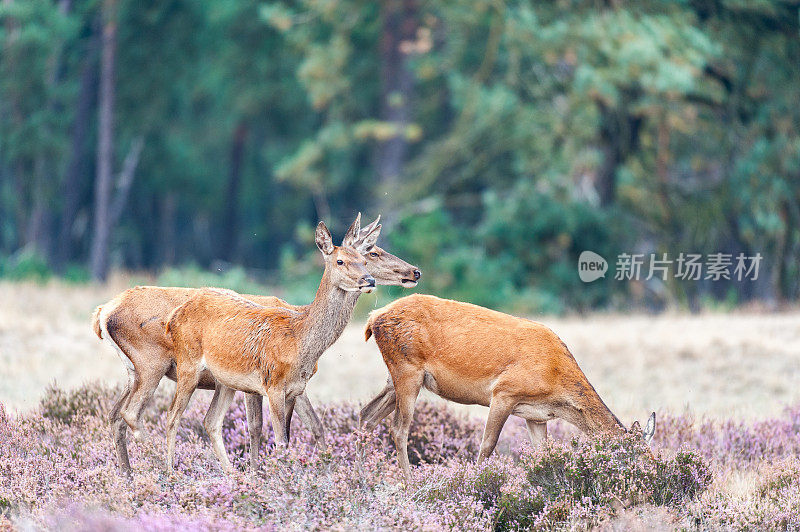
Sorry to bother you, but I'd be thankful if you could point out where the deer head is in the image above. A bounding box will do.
[628,412,656,445]
[346,213,421,287]
[316,220,375,293]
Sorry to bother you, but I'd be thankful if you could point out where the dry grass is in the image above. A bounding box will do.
[1,278,799,424]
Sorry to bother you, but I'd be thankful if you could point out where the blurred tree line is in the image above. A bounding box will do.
[1,0,798,312]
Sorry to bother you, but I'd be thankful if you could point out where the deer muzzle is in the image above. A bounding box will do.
[359,275,376,293]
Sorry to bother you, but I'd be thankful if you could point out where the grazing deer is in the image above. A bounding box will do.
[92,214,421,475]
[359,294,656,480]
[163,220,385,473]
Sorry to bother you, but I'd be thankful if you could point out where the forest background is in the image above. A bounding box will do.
[2,0,799,314]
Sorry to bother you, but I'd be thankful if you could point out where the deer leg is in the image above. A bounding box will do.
[477,395,515,462]
[359,379,397,432]
[525,420,547,447]
[109,370,134,476]
[165,366,200,474]
[244,393,263,470]
[389,369,423,481]
[122,356,170,441]
[266,387,289,447]
[284,394,297,444]
[204,384,237,474]
[294,392,326,449]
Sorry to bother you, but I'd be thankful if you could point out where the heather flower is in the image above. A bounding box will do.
[416,432,711,530]
[0,384,796,530]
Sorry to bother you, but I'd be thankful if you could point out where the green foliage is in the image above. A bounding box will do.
[386,187,619,314]
[155,264,271,297]
[0,249,52,282]
[387,208,513,310]
[61,264,91,284]
[154,254,331,306]
[274,245,331,304]
[480,182,620,312]
[1,0,799,310]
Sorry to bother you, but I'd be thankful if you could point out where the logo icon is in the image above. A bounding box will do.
[578,251,608,282]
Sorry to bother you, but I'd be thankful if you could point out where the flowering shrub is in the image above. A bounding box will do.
[653,405,800,469]
[39,506,253,532]
[416,433,711,530]
[693,458,800,530]
[0,384,796,530]
[39,382,104,424]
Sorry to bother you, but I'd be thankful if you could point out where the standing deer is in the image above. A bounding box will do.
[163,220,386,473]
[92,214,421,475]
[359,294,656,480]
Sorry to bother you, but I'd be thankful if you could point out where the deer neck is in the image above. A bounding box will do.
[295,268,360,375]
[581,384,625,434]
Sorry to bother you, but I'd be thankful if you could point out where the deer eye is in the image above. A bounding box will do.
[369,252,379,257]
[336,260,344,265]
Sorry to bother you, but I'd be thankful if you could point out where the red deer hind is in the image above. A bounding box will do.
[360,294,656,479]
[164,220,389,473]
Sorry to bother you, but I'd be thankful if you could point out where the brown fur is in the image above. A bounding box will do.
[360,294,653,479]
[94,215,420,476]
[168,295,301,391]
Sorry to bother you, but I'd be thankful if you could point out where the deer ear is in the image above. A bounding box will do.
[354,215,381,251]
[643,412,656,445]
[315,221,334,255]
[341,215,360,247]
[630,420,641,433]
[356,224,382,253]
[359,215,381,238]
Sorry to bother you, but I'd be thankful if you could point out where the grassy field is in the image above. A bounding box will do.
[1,279,799,530]
[1,278,798,421]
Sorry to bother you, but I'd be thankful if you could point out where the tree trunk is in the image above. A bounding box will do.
[771,202,790,304]
[595,138,619,208]
[158,192,177,267]
[219,121,247,262]
[24,158,52,256]
[0,166,5,253]
[109,136,144,228]
[377,0,417,221]
[55,30,99,270]
[10,164,26,249]
[89,0,118,281]
[595,100,642,207]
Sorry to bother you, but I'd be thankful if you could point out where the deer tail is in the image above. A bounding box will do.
[91,306,104,339]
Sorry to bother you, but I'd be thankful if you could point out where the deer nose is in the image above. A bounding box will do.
[362,276,376,287]
[413,269,421,280]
